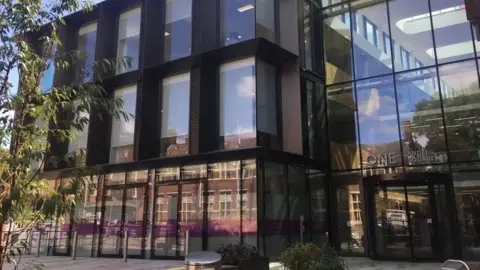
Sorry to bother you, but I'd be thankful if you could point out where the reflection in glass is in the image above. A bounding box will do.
[406,185,433,259]
[125,187,146,256]
[327,83,360,170]
[77,22,97,82]
[219,58,256,149]
[334,172,364,255]
[323,5,353,84]
[110,85,137,163]
[308,170,328,244]
[68,99,90,165]
[207,162,241,250]
[178,183,203,255]
[256,0,275,42]
[105,172,125,186]
[156,167,180,181]
[356,75,402,168]
[242,160,257,247]
[373,185,411,259]
[288,165,307,245]
[116,7,141,74]
[164,0,192,61]
[395,68,448,165]
[303,1,313,70]
[352,1,392,79]
[453,172,480,260]
[72,176,98,257]
[181,164,207,179]
[100,187,124,255]
[126,170,148,184]
[256,60,278,147]
[40,43,57,92]
[153,185,179,257]
[160,73,190,157]
[263,162,288,258]
[438,61,480,162]
[220,0,254,46]
[430,1,475,64]
[389,0,435,71]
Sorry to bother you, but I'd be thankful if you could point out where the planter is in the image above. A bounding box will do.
[223,257,269,270]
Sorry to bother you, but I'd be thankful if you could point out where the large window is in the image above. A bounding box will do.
[110,85,137,163]
[77,22,97,83]
[219,58,256,149]
[68,100,90,165]
[160,73,190,157]
[116,7,141,74]
[220,0,255,46]
[40,43,57,92]
[164,0,192,61]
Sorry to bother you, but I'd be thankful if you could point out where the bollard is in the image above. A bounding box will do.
[300,215,304,243]
[123,230,128,262]
[72,231,78,260]
[185,230,190,255]
[36,233,41,257]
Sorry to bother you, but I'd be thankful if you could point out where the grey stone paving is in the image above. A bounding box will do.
[2,255,475,270]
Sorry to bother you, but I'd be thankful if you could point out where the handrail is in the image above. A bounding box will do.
[443,259,470,270]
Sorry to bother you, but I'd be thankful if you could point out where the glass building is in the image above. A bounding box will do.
[33,0,480,263]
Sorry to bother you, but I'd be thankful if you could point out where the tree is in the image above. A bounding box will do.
[0,0,131,268]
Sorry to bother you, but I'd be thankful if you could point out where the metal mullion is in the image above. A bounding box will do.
[427,0,453,172]
[403,184,415,260]
[386,0,405,170]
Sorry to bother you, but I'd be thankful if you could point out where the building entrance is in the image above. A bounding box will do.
[364,173,455,261]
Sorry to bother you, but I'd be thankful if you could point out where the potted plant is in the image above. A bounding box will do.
[216,244,269,270]
[280,242,347,270]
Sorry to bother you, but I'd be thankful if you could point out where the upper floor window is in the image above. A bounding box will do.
[160,73,190,157]
[220,0,275,46]
[383,33,391,56]
[77,22,97,83]
[40,43,57,92]
[116,7,141,75]
[164,0,192,61]
[110,85,137,163]
[68,100,90,166]
[364,17,378,47]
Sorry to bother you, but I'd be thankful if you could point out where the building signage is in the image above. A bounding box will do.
[365,149,438,166]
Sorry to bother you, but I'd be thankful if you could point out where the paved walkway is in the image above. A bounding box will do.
[1,255,472,270]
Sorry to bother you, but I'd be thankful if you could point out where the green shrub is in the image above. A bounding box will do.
[216,244,260,265]
[280,242,347,270]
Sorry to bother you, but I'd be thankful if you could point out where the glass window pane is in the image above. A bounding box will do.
[303,1,313,70]
[256,60,278,147]
[110,85,137,163]
[219,58,256,149]
[396,68,448,166]
[68,99,90,165]
[256,0,275,42]
[156,167,180,181]
[431,1,475,64]
[241,160,257,247]
[262,162,287,258]
[356,75,402,168]
[164,0,192,61]
[207,162,241,250]
[352,1,392,80]
[288,165,307,245]
[323,4,353,84]
[40,43,57,93]
[439,60,480,162]
[105,172,125,185]
[220,0,254,46]
[160,73,190,157]
[389,0,434,71]
[327,82,361,170]
[453,171,480,260]
[308,170,328,244]
[126,170,148,184]
[116,7,141,74]
[77,22,97,82]
[181,164,207,179]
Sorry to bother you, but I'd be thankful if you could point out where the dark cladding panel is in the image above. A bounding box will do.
[142,0,165,67]
[137,73,160,160]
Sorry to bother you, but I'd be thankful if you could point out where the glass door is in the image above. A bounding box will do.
[367,177,451,261]
[99,185,147,258]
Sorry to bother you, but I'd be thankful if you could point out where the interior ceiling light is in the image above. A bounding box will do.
[238,4,254,12]
[165,32,170,36]
[396,5,466,34]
